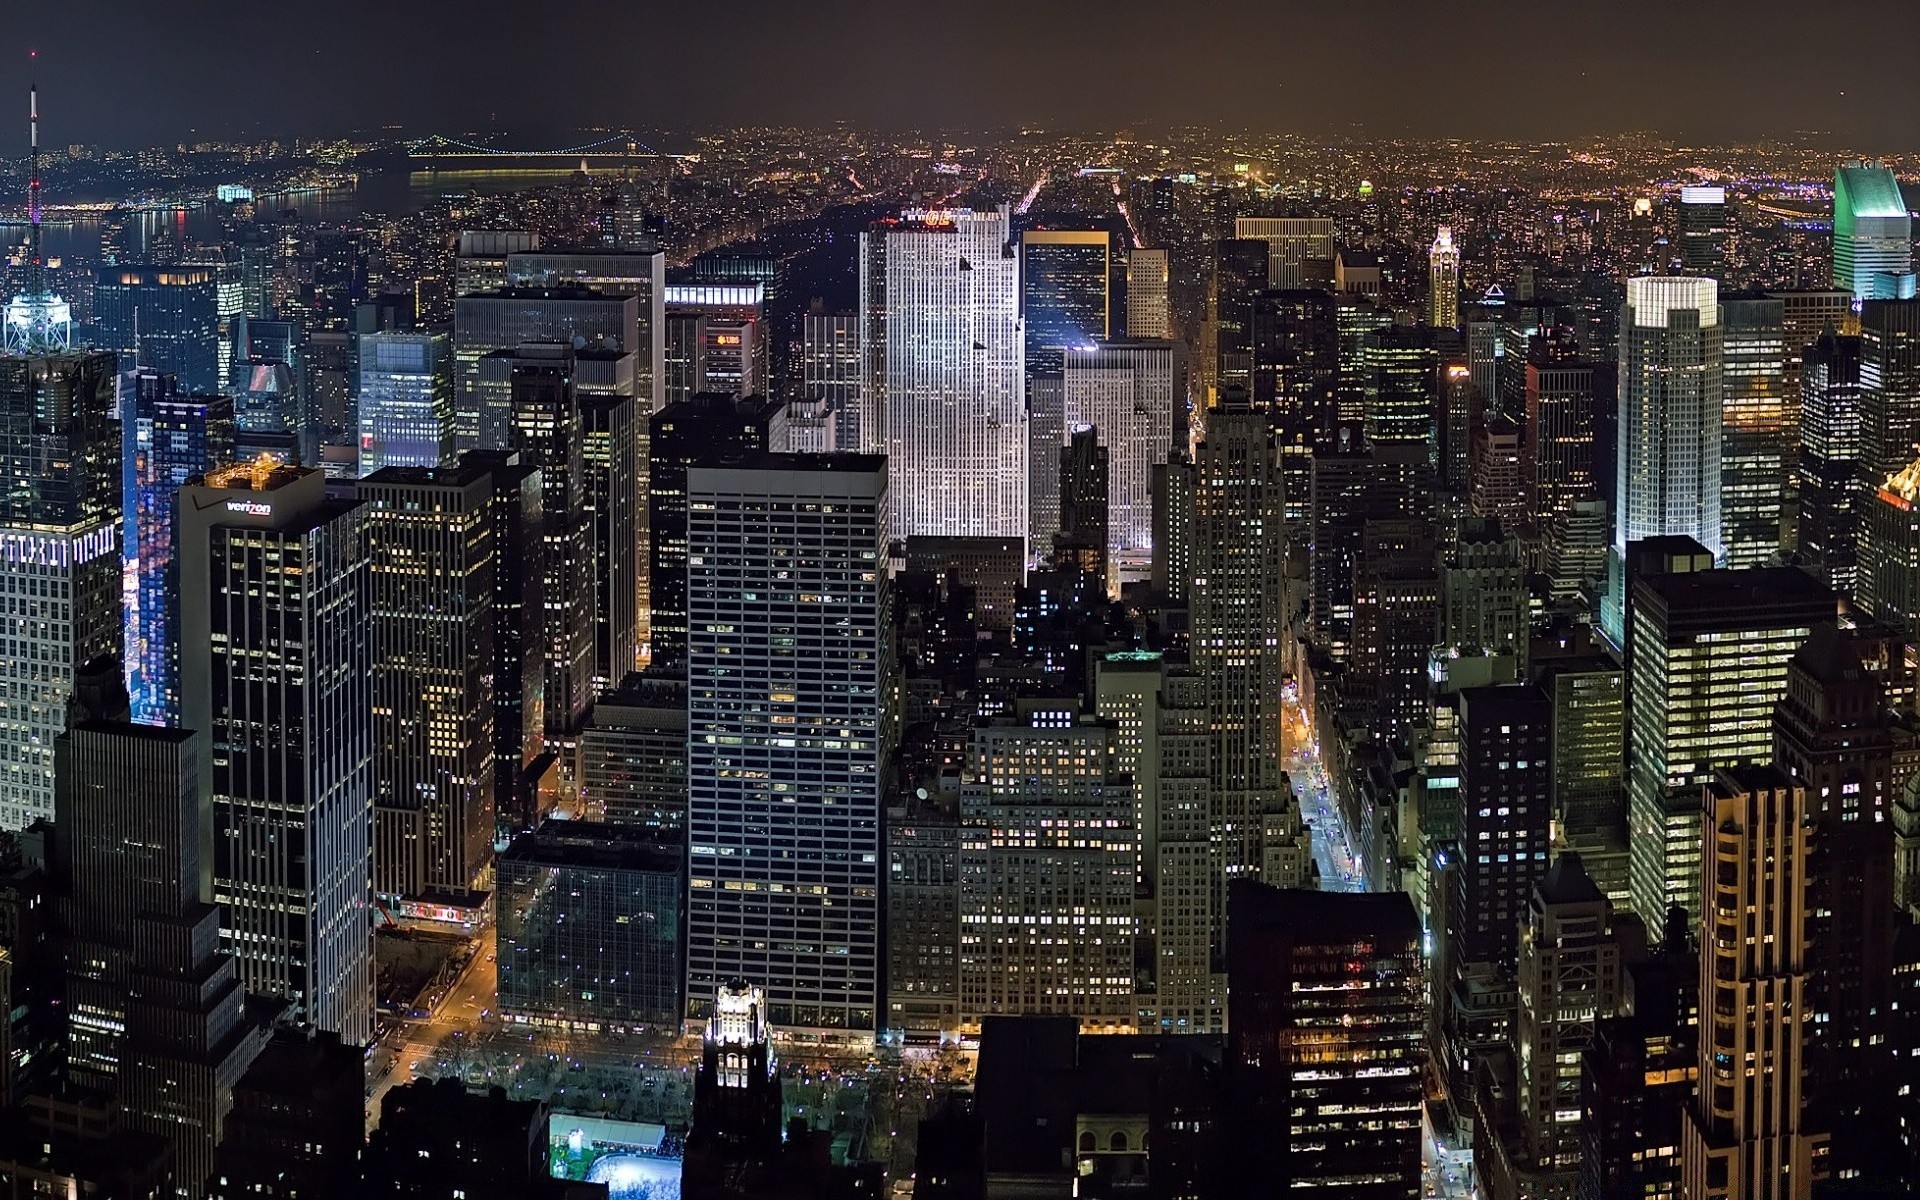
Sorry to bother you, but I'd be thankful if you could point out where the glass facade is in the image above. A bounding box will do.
[91,267,221,393]
[356,332,453,475]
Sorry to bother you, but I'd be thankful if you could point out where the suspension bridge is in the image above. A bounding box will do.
[404,132,691,167]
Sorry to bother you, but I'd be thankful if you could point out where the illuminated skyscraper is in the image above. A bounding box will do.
[1682,768,1830,1200]
[92,267,222,393]
[121,369,234,726]
[1020,226,1115,378]
[1125,247,1170,339]
[1516,855,1621,1175]
[1718,294,1788,568]
[1061,339,1186,570]
[503,249,665,411]
[579,380,640,691]
[1233,216,1335,289]
[1677,185,1728,276]
[1428,225,1461,328]
[684,454,894,1030]
[4,84,70,356]
[356,331,453,475]
[452,287,635,451]
[1797,333,1865,593]
[0,350,121,830]
[1522,348,1597,516]
[663,283,765,397]
[860,207,1025,542]
[1833,161,1914,304]
[1855,299,1920,509]
[1859,454,1920,628]
[801,306,860,451]
[1360,326,1439,448]
[178,461,373,1046]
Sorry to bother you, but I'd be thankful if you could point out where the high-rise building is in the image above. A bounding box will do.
[1798,333,1865,593]
[1605,277,1724,644]
[1210,238,1269,399]
[1361,326,1439,448]
[1833,161,1914,304]
[1250,289,1339,527]
[1126,247,1170,339]
[1718,294,1788,568]
[207,1028,366,1200]
[1625,565,1833,931]
[860,207,1025,542]
[577,672,686,834]
[1061,339,1186,570]
[0,350,120,830]
[1309,426,1428,660]
[451,287,636,451]
[1855,299,1920,523]
[1860,454,1920,628]
[178,459,373,1046]
[356,331,453,474]
[663,283,766,399]
[92,266,221,392]
[1454,684,1553,965]
[801,306,860,452]
[1233,216,1335,289]
[1227,883,1424,1196]
[578,381,640,690]
[121,370,234,726]
[502,249,666,411]
[684,454,894,1029]
[1020,226,1115,379]
[1055,426,1109,581]
[957,704,1136,1033]
[1350,519,1440,741]
[1677,186,1728,276]
[1681,767,1831,1200]
[1538,652,1626,850]
[1516,854,1621,1175]
[646,392,785,668]
[358,462,497,903]
[1429,225,1461,328]
[1469,413,1525,523]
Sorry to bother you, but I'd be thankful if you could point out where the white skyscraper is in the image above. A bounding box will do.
[1063,339,1188,569]
[860,207,1025,542]
[1616,276,1724,554]
[684,453,894,1031]
[1429,226,1461,329]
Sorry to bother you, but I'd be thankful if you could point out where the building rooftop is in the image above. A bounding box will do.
[1836,162,1910,219]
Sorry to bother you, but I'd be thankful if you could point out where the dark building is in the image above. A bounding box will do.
[462,451,546,838]
[207,1027,366,1200]
[578,387,640,694]
[1250,288,1339,526]
[1453,684,1553,965]
[496,820,684,1030]
[646,392,785,667]
[1309,425,1429,660]
[1056,425,1109,579]
[92,266,221,393]
[364,1077,559,1200]
[0,1093,176,1200]
[1798,333,1865,594]
[0,830,58,1107]
[1226,883,1424,1198]
[1212,238,1270,395]
[0,350,119,528]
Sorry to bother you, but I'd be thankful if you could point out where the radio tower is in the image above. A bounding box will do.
[5,54,72,355]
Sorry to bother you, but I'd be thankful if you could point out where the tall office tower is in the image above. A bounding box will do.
[1546,498,1610,601]
[1855,300,1920,510]
[1439,519,1529,658]
[358,463,496,904]
[1350,519,1440,741]
[1250,290,1339,527]
[884,800,959,1040]
[1021,227,1115,378]
[1233,216,1336,289]
[1360,325,1439,448]
[1210,237,1270,399]
[465,451,546,828]
[1453,684,1553,965]
[1516,855,1621,1175]
[503,345,595,751]
[1677,186,1729,276]
[0,350,120,831]
[580,389,639,690]
[231,356,307,467]
[502,248,666,410]
[121,370,234,726]
[1189,402,1295,881]
[1093,654,1223,1033]
[1539,652,1627,875]
[1798,333,1865,592]
[92,266,221,392]
[1438,360,1473,489]
[860,207,1024,541]
[1605,277,1724,644]
[646,393,784,668]
[1055,427,1109,580]
[178,460,373,1046]
[1309,427,1428,660]
[1126,247,1170,339]
[1833,161,1915,303]
[1625,565,1832,931]
[664,283,767,398]
[55,685,261,1191]
[1150,451,1194,606]
[1334,292,1391,422]
[1860,455,1920,626]
[1428,225,1461,328]
[451,286,635,451]
[1719,294,1788,567]
[356,331,453,474]
[1521,346,1597,516]
[1027,374,1066,547]
[577,673,687,833]
[801,306,860,451]
[453,231,539,295]
[1682,768,1830,1200]
[663,311,708,407]
[1062,339,1186,570]
[684,454,894,1030]
[1227,883,1424,1197]
[1771,626,1896,1177]
[1468,413,1525,523]
[957,704,1137,1033]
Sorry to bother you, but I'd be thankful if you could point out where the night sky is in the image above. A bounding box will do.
[10,0,1920,147]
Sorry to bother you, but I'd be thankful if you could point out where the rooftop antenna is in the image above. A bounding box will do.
[4,50,70,355]
[26,52,40,298]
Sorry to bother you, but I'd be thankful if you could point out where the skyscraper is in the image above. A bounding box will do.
[861,207,1025,542]
[1428,225,1461,329]
[801,307,860,452]
[1454,684,1553,965]
[1718,294,1788,568]
[1677,185,1728,276]
[1681,768,1830,1200]
[1797,333,1865,594]
[92,266,221,393]
[502,248,666,411]
[356,331,453,474]
[452,287,636,451]
[579,385,640,691]
[178,459,374,1046]
[0,350,120,830]
[684,454,894,1029]
[1625,565,1833,930]
[1855,299,1920,512]
[121,369,234,726]
[1020,226,1115,378]
[1125,247,1170,339]
[1360,326,1439,448]
[1061,339,1186,570]
[1859,454,1920,628]
[1232,216,1335,289]
[1833,161,1914,304]
[358,462,497,903]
